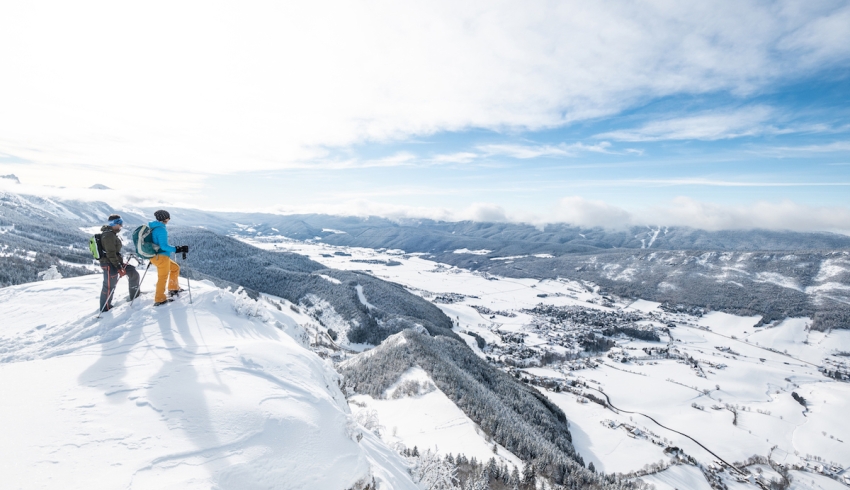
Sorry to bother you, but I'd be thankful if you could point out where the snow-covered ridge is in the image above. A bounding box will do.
[0,275,416,489]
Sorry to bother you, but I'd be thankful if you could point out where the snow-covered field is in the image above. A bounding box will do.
[348,367,524,470]
[0,274,417,489]
[246,236,850,487]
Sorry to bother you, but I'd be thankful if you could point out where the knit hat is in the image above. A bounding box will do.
[154,210,171,221]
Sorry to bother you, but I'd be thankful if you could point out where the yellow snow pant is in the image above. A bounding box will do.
[151,254,180,303]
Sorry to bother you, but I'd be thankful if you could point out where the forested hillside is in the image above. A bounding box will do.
[170,229,457,344]
[341,329,630,489]
[0,192,101,286]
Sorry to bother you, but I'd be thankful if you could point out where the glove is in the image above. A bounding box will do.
[175,245,189,254]
[118,267,127,278]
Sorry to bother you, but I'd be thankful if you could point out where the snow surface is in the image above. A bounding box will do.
[638,464,712,490]
[349,367,523,470]
[355,284,375,310]
[788,470,847,489]
[452,248,491,255]
[0,275,417,489]
[626,299,661,313]
[697,311,761,337]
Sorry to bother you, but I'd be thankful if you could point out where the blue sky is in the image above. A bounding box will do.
[1,1,849,231]
[208,73,850,229]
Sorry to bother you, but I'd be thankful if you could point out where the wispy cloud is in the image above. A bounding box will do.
[614,178,850,187]
[428,152,480,164]
[762,141,850,154]
[476,142,613,159]
[595,106,784,142]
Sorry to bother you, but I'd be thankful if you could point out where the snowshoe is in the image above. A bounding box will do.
[168,288,186,298]
[154,298,174,307]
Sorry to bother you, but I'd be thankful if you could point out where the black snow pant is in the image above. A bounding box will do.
[100,263,140,312]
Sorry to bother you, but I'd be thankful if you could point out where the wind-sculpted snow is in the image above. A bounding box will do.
[0,274,417,489]
[171,229,457,345]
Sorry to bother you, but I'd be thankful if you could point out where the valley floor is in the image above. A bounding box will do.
[247,235,850,488]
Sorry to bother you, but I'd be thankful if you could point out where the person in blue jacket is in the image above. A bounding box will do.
[149,210,188,306]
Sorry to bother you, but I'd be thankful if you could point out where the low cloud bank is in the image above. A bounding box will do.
[552,196,850,234]
[3,179,848,235]
[277,196,850,235]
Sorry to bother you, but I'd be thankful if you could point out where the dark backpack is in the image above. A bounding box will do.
[132,224,160,259]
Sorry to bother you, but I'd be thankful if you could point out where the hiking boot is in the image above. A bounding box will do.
[168,289,186,297]
[154,298,174,307]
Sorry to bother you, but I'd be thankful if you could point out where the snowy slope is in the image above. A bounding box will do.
[348,367,523,469]
[0,274,417,489]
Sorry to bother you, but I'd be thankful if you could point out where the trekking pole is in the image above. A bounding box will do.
[131,258,151,308]
[181,250,193,304]
[96,274,121,319]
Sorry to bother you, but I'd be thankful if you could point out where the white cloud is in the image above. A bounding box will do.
[549,196,850,234]
[477,142,612,159]
[646,197,850,233]
[462,203,509,222]
[760,141,850,154]
[1,1,849,185]
[595,106,780,142]
[428,152,480,165]
[274,195,850,234]
[0,174,190,208]
[551,196,634,228]
[271,199,508,223]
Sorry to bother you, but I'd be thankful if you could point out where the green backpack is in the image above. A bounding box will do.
[89,234,104,260]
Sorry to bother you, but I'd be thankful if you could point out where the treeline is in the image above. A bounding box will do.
[0,221,96,288]
[341,330,629,489]
[0,255,91,288]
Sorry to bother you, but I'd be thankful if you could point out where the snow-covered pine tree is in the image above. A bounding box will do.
[411,450,460,490]
[521,463,536,488]
[37,265,62,281]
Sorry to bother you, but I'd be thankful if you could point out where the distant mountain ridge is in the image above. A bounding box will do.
[3,189,848,254]
[142,210,850,254]
[1,191,847,331]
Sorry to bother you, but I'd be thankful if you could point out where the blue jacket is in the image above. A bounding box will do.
[148,220,176,255]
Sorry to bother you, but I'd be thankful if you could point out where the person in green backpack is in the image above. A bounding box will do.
[99,214,140,312]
